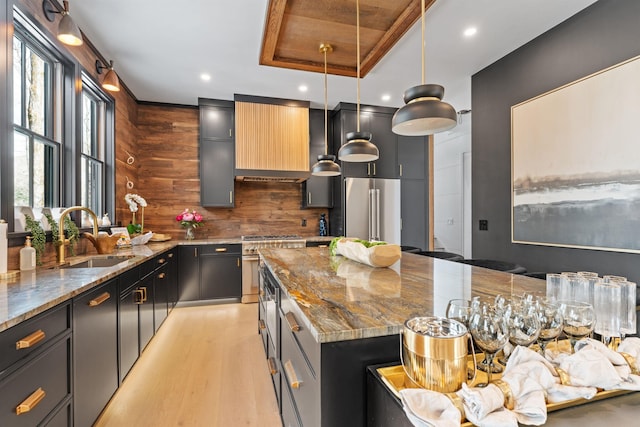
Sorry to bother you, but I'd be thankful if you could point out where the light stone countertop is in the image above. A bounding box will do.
[259,247,546,343]
[0,238,242,333]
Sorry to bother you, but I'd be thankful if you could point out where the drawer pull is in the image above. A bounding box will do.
[140,287,148,302]
[157,272,166,279]
[284,360,302,389]
[268,357,278,375]
[158,258,166,264]
[16,387,46,415]
[134,289,145,304]
[16,330,46,350]
[168,253,174,258]
[215,247,228,252]
[89,292,111,307]
[285,312,301,332]
[258,319,266,330]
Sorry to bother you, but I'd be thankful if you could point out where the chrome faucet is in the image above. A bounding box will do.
[57,206,99,264]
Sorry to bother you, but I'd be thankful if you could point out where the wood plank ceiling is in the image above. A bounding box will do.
[260,0,436,78]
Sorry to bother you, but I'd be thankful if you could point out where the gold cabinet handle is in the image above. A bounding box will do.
[308,192,312,205]
[158,258,166,264]
[229,191,233,204]
[157,272,166,279]
[367,163,371,175]
[284,360,302,389]
[258,319,266,330]
[16,330,46,350]
[399,164,403,177]
[167,253,174,258]
[285,312,301,332]
[215,247,227,252]
[134,289,144,305]
[16,387,46,415]
[237,258,240,267]
[268,357,278,375]
[89,292,110,307]
[140,287,148,302]
[373,163,376,176]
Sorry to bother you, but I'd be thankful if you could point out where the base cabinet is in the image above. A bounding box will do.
[73,279,118,427]
[178,244,242,301]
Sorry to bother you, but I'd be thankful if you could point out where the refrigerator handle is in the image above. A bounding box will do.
[375,189,381,240]
[368,189,374,240]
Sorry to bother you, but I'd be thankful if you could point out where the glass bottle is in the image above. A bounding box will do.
[20,236,36,271]
[319,213,327,236]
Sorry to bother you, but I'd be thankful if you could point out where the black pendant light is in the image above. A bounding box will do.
[338,0,379,163]
[311,44,341,177]
[391,0,457,136]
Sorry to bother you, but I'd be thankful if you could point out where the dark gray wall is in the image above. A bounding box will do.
[472,0,640,280]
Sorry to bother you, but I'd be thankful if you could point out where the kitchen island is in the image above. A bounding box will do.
[258,247,545,427]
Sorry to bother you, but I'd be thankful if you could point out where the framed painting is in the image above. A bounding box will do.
[511,55,640,253]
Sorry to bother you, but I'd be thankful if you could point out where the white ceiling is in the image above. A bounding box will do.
[68,0,597,111]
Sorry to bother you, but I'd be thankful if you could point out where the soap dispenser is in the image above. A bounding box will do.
[319,213,327,236]
[20,236,36,271]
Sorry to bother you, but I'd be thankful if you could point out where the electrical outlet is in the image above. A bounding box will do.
[447,218,454,225]
[301,218,307,227]
[479,219,488,231]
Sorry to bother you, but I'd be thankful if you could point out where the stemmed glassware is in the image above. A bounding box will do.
[501,300,541,364]
[469,302,509,386]
[558,301,596,353]
[446,299,473,328]
[534,299,563,356]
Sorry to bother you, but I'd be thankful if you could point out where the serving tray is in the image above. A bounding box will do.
[378,341,636,426]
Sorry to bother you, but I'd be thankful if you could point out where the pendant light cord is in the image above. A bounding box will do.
[356,0,361,132]
[421,0,425,85]
[323,47,329,156]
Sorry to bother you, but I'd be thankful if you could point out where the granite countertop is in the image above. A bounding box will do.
[259,247,545,344]
[0,237,242,333]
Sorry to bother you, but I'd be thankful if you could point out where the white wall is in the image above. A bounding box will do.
[433,113,471,256]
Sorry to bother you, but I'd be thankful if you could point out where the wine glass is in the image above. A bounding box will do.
[535,299,563,356]
[446,299,473,328]
[469,302,509,386]
[501,301,541,364]
[559,301,596,353]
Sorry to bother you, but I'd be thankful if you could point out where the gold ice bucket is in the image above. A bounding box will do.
[402,316,474,393]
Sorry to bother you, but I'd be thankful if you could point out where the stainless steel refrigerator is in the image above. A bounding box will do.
[344,177,401,245]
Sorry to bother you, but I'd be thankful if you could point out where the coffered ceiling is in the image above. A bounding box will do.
[260,0,434,77]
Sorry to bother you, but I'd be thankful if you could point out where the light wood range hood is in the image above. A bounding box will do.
[234,95,310,183]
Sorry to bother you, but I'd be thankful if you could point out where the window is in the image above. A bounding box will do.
[80,82,108,226]
[12,32,61,209]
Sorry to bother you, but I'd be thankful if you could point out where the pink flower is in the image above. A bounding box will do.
[182,212,194,222]
[194,213,203,222]
[176,214,183,221]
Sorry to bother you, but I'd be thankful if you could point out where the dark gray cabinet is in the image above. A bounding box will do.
[73,278,118,427]
[398,136,429,250]
[119,277,140,381]
[302,108,333,208]
[138,272,155,351]
[179,244,242,301]
[166,249,178,310]
[153,257,170,331]
[199,98,235,207]
[0,303,71,427]
[331,104,398,179]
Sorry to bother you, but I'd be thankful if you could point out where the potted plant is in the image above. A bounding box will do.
[24,214,46,265]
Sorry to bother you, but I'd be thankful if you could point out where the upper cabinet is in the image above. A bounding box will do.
[331,103,398,179]
[302,108,333,208]
[199,98,235,207]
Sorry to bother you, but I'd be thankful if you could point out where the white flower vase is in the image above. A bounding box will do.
[185,225,195,240]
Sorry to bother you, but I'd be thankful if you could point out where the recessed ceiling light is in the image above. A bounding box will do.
[298,85,308,92]
[200,73,211,81]
[381,94,391,102]
[463,27,477,37]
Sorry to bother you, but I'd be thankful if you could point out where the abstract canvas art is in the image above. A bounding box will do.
[511,55,640,253]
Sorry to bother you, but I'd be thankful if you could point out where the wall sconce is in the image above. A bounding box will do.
[96,59,121,92]
[42,0,84,47]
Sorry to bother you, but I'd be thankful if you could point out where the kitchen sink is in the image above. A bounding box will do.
[61,255,136,269]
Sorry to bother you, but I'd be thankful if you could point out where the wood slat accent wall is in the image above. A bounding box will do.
[235,102,309,171]
[136,104,327,240]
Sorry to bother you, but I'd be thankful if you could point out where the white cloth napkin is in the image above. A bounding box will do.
[457,382,504,420]
[399,388,461,427]
[548,338,640,391]
[618,337,640,370]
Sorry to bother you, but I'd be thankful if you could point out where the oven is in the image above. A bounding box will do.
[241,235,306,304]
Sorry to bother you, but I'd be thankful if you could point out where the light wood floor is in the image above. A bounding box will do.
[95,303,282,427]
